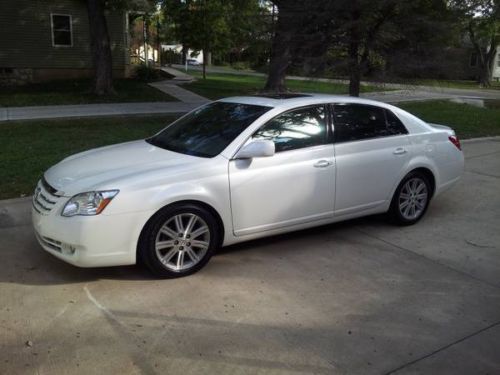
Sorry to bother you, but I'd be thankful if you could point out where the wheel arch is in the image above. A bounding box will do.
[409,167,436,197]
[136,199,226,261]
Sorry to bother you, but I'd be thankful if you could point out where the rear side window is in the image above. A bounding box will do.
[385,109,408,135]
[332,104,407,143]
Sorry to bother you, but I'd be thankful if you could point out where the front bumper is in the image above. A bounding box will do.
[32,198,152,268]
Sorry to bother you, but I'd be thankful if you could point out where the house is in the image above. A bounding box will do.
[387,44,500,82]
[495,52,500,81]
[470,47,500,81]
[161,44,204,65]
[0,0,130,85]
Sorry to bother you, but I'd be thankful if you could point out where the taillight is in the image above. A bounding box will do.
[449,135,461,151]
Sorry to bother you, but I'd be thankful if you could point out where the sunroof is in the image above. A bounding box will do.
[253,93,312,99]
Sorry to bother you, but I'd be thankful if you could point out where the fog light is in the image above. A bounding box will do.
[62,243,77,255]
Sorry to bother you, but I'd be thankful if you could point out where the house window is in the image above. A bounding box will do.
[51,14,72,47]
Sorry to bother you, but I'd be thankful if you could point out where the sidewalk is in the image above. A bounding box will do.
[2,66,498,122]
[0,101,201,122]
[0,75,210,122]
[149,80,209,104]
[0,88,457,122]
[362,89,455,103]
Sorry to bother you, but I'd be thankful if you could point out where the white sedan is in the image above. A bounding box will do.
[32,94,464,277]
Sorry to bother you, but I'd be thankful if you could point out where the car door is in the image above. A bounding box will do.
[332,103,411,215]
[229,105,335,236]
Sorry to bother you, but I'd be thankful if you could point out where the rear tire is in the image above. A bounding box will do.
[138,203,219,278]
[389,171,431,226]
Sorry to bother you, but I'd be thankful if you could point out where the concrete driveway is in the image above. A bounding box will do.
[1,139,499,375]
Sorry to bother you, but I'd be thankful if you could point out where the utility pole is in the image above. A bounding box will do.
[143,13,148,67]
[156,17,161,67]
[202,0,207,79]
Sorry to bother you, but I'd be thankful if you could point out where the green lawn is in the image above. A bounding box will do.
[183,72,386,100]
[398,100,500,138]
[0,115,180,199]
[0,79,177,107]
[1,99,499,200]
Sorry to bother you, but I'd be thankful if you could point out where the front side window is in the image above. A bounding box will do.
[148,102,271,158]
[333,104,407,143]
[252,105,327,152]
[51,14,72,47]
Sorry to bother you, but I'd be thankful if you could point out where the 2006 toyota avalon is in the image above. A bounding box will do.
[32,94,464,277]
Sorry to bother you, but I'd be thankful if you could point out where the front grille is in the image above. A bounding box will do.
[33,178,60,215]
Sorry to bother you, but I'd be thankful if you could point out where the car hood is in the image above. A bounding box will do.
[45,140,202,196]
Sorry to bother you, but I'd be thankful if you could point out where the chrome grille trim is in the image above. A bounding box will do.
[33,179,60,215]
[41,176,59,196]
[39,192,56,205]
[32,203,42,215]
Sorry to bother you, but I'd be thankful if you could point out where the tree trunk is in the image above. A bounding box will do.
[156,20,161,66]
[478,62,492,87]
[349,42,361,97]
[348,4,361,97]
[480,40,497,87]
[475,46,496,87]
[469,21,497,88]
[264,6,293,92]
[86,0,113,95]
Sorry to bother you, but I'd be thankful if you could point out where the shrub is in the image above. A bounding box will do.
[134,64,167,82]
[231,61,251,71]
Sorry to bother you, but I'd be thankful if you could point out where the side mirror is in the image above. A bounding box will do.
[234,140,275,159]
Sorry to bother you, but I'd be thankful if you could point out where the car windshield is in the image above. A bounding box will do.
[147,102,271,158]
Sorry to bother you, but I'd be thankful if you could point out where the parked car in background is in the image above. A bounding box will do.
[32,94,464,278]
[187,58,201,66]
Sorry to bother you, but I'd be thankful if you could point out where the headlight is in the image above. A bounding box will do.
[62,190,119,217]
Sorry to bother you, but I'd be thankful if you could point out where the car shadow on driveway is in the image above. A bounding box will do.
[0,214,387,286]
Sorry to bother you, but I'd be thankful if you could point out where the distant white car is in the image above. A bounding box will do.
[187,58,201,66]
[32,94,464,277]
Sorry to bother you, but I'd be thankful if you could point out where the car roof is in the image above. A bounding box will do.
[218,93,397,111]
[217,93,433,136]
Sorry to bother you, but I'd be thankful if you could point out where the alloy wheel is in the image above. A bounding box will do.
[398,177,428,221]
[154,213,210,272]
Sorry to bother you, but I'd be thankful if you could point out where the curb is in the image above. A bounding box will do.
[0,196,32,206]
[462,136,500,144]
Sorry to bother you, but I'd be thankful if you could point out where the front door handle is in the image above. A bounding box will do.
[314,160,332,168]
[393,147,408,155]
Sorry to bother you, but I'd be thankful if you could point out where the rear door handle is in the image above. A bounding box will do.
[314,160,332,168]
[393,147,408,155]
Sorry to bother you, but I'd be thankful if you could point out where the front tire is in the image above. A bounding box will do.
[389,171,431,226]
[139,203,219,278]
